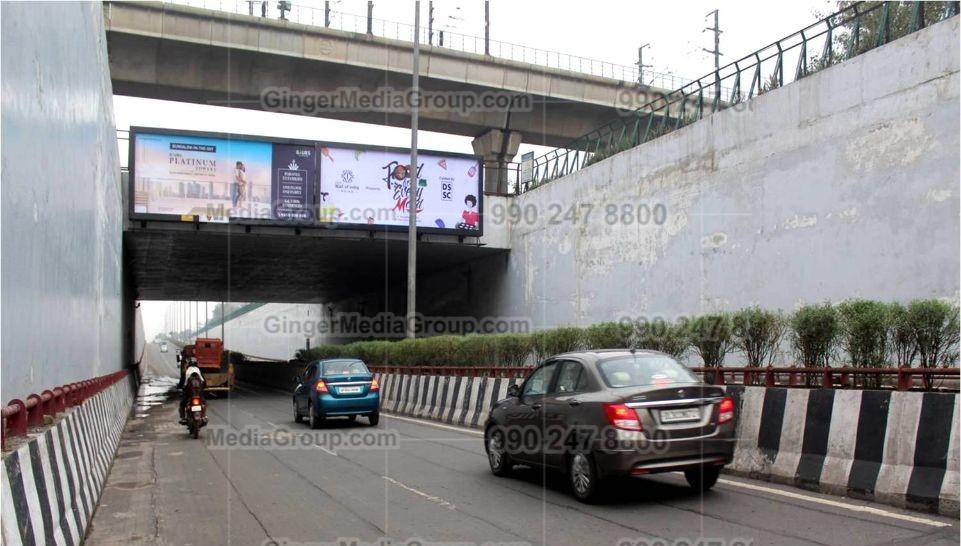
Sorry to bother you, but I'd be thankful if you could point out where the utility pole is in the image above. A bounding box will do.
[428,1,434,45]
[637,43,650,86]
[407,0,420,339]
[484,0,490,55]
[367,1,373,35]
[703,9,722,100]
[325,0,330,26]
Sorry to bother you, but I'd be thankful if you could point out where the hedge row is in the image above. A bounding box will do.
[295,299,959,371]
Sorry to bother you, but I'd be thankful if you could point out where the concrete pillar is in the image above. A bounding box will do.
[471,129,522,194]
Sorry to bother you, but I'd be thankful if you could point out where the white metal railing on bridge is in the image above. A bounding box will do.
[160,0,692,89]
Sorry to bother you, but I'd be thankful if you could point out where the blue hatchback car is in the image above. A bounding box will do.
[293,359,380,427]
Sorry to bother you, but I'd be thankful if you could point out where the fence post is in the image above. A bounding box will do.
[7,400,27,441]
[897,367,912,391]
[765,366,775,387]
[821,368,833,389]
[26,394,43,427]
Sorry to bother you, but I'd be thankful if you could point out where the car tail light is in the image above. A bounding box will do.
[370,378,379,392]
[604,403,642,431]
[315,380,329,394]
[191,397,202,406]
[718,396,735,424]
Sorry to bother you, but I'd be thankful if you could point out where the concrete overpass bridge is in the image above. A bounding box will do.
[102,0,697,191]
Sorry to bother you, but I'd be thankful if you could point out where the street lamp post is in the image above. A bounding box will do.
[407,1,421,339]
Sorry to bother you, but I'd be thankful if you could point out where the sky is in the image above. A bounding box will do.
[128,0,836,338]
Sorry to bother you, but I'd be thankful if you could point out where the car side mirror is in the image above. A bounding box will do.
[507,384,520,397]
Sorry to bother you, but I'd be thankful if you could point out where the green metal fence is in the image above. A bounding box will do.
[520,1,959,193]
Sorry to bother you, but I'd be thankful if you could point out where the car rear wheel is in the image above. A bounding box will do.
[486,426,512,477]
[309,402,325,429]
[569,452,602,503]
[368,411,379,426]
[684,466,721,491]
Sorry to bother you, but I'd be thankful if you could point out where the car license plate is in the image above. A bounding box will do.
[338,386,362,394]
[661,408,700,423]
[190,405,203,411]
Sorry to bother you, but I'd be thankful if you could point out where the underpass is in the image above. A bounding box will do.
[86,351,960,546]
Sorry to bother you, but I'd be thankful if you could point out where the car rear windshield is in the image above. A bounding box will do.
[322,361,370,376]
[597,355,699,388]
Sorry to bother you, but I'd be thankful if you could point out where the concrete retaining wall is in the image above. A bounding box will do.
[1,1,125,402]
[1,377,135,546]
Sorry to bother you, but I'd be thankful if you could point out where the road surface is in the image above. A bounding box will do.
[86,361,959,545]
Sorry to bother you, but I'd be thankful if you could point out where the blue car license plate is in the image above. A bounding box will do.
[338,386,362,394]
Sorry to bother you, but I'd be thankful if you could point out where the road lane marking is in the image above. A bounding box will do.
[315,445,337,456]
[382,476,456,511]
[382,414,484,436]
[717,478,951,528]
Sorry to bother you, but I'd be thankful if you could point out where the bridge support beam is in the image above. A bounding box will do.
[472,129,522,194]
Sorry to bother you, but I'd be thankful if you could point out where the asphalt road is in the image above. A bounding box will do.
[85,374,959,546]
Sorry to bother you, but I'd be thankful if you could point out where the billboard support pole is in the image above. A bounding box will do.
[407,1,420,339]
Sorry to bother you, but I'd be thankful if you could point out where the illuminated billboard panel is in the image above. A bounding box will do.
[130,129,482,234]
[317,146,482,233]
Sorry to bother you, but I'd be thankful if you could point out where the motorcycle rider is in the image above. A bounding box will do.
[178,357,206,425]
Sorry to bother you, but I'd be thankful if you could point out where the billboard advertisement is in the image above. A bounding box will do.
[129,128,482,234]
[317,147,482,233]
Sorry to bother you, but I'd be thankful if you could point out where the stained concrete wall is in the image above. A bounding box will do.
[416,17,961,330]
[1,1,125,401]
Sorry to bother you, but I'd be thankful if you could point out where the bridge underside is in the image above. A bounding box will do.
[125,223,506,302]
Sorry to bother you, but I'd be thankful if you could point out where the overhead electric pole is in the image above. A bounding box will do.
[407,1,421,339]
[703,9,722,100]
[428,1,434,44]
[637,43,650,86]
[484,0,490,55]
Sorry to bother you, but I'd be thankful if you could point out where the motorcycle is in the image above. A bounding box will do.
[185,392,207,439]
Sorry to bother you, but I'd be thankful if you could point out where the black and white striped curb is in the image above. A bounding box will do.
[374,374,959,516]
[726,386,959,516]
[1,377,133,546]
[373,373,522,429]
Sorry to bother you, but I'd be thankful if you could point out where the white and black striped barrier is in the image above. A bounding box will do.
[1,374,134,546]
[372,373,959,516]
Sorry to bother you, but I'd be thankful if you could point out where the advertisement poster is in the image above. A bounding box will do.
[132,132,274,221]
[318,147,482,234]
[271,143,316,221]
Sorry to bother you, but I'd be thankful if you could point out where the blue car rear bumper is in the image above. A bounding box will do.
[311,392,380,417]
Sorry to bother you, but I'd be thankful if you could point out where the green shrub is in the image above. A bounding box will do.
[791,303,840,367]
[454,335,496,366]
[342,341,392,364]
[906,299,960,370]
[888,303,917,367]
[531,327,583,362]
[689,313,734,368]
[583,321,633,350]
[731,307,785,367]
[635,318,691,359]
[489,334,533,367]
[837,299,890,368]
[419,335,463,365]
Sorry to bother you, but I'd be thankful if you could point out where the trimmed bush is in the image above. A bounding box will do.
[689,313,733,368]
[454,335,496,366]
[636,319,691,359]
[583,321,633,350]
[837,299,890,368]
[531,327,583,362]
[489,333,533,367]
[888,303,917,367]
[731,307,785,367]
[791,303,840,368]
[906,299,960,371]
